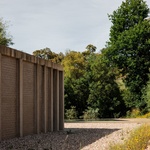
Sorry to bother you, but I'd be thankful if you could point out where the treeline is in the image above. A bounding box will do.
[32,0,150,119]
[33,45,126,119]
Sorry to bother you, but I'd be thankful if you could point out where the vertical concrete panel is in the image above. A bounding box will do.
[44,66,48,133]
[19,59,23,137]
[36,65,40,134]
[34,65,37,134]
[0,54,1,141]
[48,68,53,131]
[23,61,35,136]
[53,69,59,131]
[39,66,44,133]
[1,56,18,139]
[59,71,64,130]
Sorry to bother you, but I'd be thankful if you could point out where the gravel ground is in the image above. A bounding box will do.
[0,119,149,150]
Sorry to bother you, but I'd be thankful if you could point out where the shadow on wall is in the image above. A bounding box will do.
[0,127,120,149]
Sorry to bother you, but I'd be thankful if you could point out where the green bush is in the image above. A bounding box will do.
[82,107,99,120]
[139,112,150,118]
[143,76,150,112]
[65,106,78,120]
[126,108,141,118]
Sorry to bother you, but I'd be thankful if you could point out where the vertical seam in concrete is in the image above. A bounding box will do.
[44,66,47,133]
[19,59,23,137]
[36,65,40,134]
[0,53,2,140]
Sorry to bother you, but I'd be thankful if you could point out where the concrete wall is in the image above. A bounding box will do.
[0,46,64,140]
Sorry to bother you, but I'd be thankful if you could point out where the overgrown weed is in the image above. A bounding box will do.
[109,124,150,150]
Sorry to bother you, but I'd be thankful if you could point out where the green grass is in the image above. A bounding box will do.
[109,124,150,150]
[138,112,150,118]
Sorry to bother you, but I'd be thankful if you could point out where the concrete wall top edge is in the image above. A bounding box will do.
[0,46,63,71]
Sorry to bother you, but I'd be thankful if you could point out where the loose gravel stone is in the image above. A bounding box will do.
[0,119,149,150]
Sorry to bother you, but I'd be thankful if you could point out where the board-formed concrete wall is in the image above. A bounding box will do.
[0,46,64,140]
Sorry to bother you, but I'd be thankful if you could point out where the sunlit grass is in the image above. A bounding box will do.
[109,124,150,150]
[139,112,150,118]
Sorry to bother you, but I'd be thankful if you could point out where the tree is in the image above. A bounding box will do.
[86,44,97,53]
[62,50,85,78]
[87,54,125,118]
[63,46,125,118]
[33,47,56,59]
[0,18,13,46]
[108,0,149,43]
[105,0,150,109]
[62,50,89,117]
[33,47,64,63]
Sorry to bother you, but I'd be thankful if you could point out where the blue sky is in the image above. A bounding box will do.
[0,0,150,54]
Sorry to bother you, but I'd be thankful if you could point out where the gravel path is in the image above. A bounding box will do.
[0,119,149,150]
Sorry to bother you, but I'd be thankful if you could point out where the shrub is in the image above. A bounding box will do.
[142,75,150,112]
[82,107,99,120]
[126,108,141,118]
[140,112,150,118]
[65,106,78,120]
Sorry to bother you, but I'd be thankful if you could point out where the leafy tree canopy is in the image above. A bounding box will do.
[0,18,13,46]
[62,50,86,78]
[33,47,64,64]
[104,0,150,108]
[87,54,125,118]
[108,0,149,43]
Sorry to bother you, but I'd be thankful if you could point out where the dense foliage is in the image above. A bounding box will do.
[87,54,125,118]
[104,0,150,109]
[33,47,64,63]
[0,18,13,46]
[33,45,126,118]
[32,0,150,118]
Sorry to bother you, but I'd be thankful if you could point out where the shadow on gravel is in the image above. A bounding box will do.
[62,128,120,150]
[0,128,120,150]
